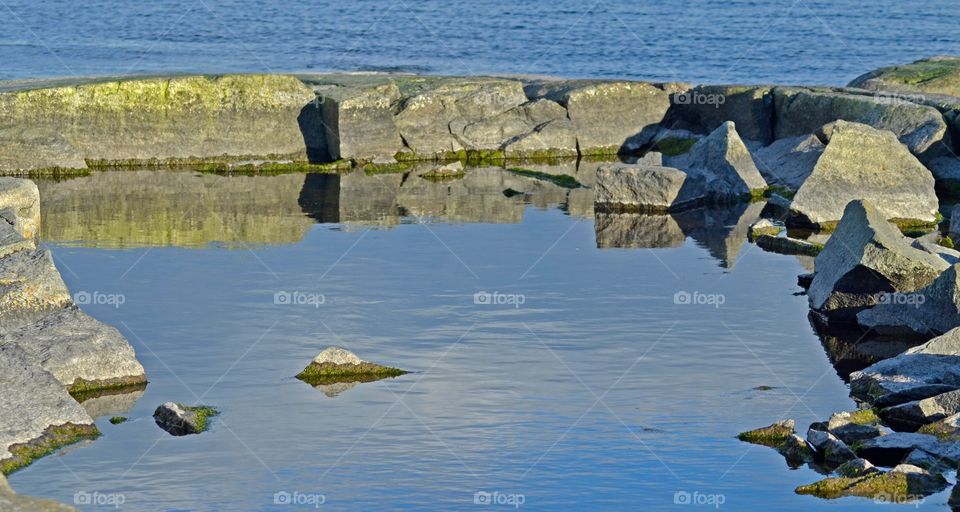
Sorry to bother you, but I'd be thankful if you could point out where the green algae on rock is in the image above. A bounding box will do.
[506,168,582,189]
[737,419,795,447]
[296,347,407,387]
[850,56,960,98]
[795,465,947,501]
[2,423,100,476]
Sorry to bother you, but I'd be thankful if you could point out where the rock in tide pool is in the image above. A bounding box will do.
[788,121,939,228]
[795,464,947,501]
[664,121,767,200]
[849,327,960,403]
[806,200,948,319]
[296,347,407,390]
[825,410,883,444]
[0,345,98,475]
[737,419,795,447]
[748,219,781,239]
[754,235,822,257]
[751,134,825,191]
[593,165,701,212]
[153,402,219,436]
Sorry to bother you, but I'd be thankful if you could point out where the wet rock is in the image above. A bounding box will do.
[850,327,960,403]
[0,306,147,399]
[670,85,774,144]
[0,472,78,511]
[774,87,950,158]
[737,419,795,447]
[849,56,960,98]
[806,200,948,318]
[806,429,857,466]
[789,121,939,227]
[857,263,960,337]
[795,464,947,501]
[827,410,884,444]
[855,432,942,466]
[593,165,702,212]
[754,235,822,257]
[752,134,825,190]
[777,434,814,463]
[524,80,671,155]
[664,121,767,199]
[0,344,98,475]
[314,82,404,161]
[0,128,87,177]
[881,390,960,431]
[395,78,527,156]
[748,219,781,239]
[296,346,407,387]
[0,178,40,239]
[153,402,219,436]
[834,458,879,478]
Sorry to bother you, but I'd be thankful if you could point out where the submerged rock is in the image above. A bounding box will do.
[153,402,219,436]
[788,121,939,228]
[850,327,960,403]
[0,345,98,475]
[806,200,947,319]
[593,164,701,212]
[737,419,795,447]
[664,121,767,199]
[296,347,407,388]
[752,134,825,191]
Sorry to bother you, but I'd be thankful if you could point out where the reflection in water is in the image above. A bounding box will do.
[808,313,922,382]
[80,389,146,419]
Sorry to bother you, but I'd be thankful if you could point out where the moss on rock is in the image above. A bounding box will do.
[296,361,407,386]
[506,168,582,189]
[737,420,795,448]
[1,423,100,475]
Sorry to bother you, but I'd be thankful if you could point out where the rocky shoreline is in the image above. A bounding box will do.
[4,56,960,506]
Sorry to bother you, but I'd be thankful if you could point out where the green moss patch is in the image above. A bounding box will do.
[654,137,697,157]
[846,409,880,426]
[296,362,407,386]
[68,377,148,403]
[183,405,219,433]
[737,421,795,448]
[795,470,945,501]
[109,416,127,425]
[1,423,100,475]
[507,168,582,189]
[193,160,352,175]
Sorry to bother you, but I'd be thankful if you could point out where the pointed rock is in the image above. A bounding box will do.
[665,121,767,198]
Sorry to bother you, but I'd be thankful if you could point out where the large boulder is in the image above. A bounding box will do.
[857,263,960,336]
[664,121,767,198]
[880,389,960,431]
[395,78,528,156]
[669,85,774,144]
[773,87,950,158]
[849,56,960,98]
[850,327,960,404]
[806,200,948,317]
[459,99,576,158]
[751,134,825,190]
[788,121,938,227]
[0,247,72,318]
[0,306,147,398]
[593,165,702,212]
[314,81,404,162]
[524,80,671,156]
[0,344,98,475]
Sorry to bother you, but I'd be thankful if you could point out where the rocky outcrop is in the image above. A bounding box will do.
[806,200,947,319]
[849,56,960,98]
[296,347,406,390]
[795,464,947,501]
[788,121,938,228]
[774,87,950,159]
[664,121,767,199]
[751,134,824,190]
[525,80,671,156]
[153,402,219,436]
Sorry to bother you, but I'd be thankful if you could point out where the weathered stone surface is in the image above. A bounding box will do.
[857,263,960,336]
[664,121,767,198]
[776,433,813,462]
[806,429,857,466]
[834,458,879,478]
[795,464,947,501]
[737,419,795,447]
[0,128,87,176]
[395,78,527,156]
[0,472,77,511]
[501,118,578,158]
[315,82,403,162]
[0,248,71,319]
[752,134,825,190]
[670,85,774,144]
[593,213,685,249]
[0,306,146,396]
[748,219,781,239]
[789,121,938,227]
[881,389,960,431]
[849,56,960,98]
[826,411,884,444]
[855,433,943,466]
[806,200,948,315]
[774,87,950,158]
[153,402,218,436]
[850,328,960,403]
[593,165,701,211]
[0,218,34,259]
[927,157,960,192]
[0,75,318,170]
[460,99,569,151]
[0,344,97,474]
[0,178,40,239]
[524,80,671,155]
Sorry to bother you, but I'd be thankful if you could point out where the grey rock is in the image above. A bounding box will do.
[501,118,578,158]
[0,344,96,471]
[927,157,960,190]
[754,235,822,257]
[857,263,960,336]
[856,432,943,466]
[827,411,884,443]
[789,121,938,227]
[0,248,72,320]
[664,121,767,198]
[310,346,364,366]
[912,238,960,265]
[773,87,950,158]
[0,178,41,239]
[748,219,781,239]
[807,429,857,466]
[752,134,825,190]
[460,99,571,153]
[806,200,948,316]
[153,402,217,436]
[0,127,87,176]
[850,327,960,403]
[902,449,950,473]
[0,217,35,259]
[525,80,671,155]
[593,165,702,211]
[395,78,527,156]
[0,306,146,393]
[881,390,960,431]
[315,82,404,162]
[848,56,960,98]
[834,458,879,478]
[777,433,814,462]
[670,85,774,144]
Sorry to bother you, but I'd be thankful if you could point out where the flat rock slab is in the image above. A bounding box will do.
[855,433,943,467]
[850,327,960,404]
[593,165,700,212]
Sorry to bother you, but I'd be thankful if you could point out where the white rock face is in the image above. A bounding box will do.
[311,346,364,366]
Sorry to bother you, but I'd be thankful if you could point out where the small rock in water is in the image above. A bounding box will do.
[737,419,795,447]
[748,219,781,239]
[826,410,883,444]
[806,429,857,467]
[795,464,947,501]
[153,402,219,436]
[296,347,407,389]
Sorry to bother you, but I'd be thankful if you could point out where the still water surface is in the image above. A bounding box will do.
[9,165,947,510]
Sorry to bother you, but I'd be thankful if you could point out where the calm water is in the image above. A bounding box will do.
[0,0,958,84]
[8,166,950,510]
